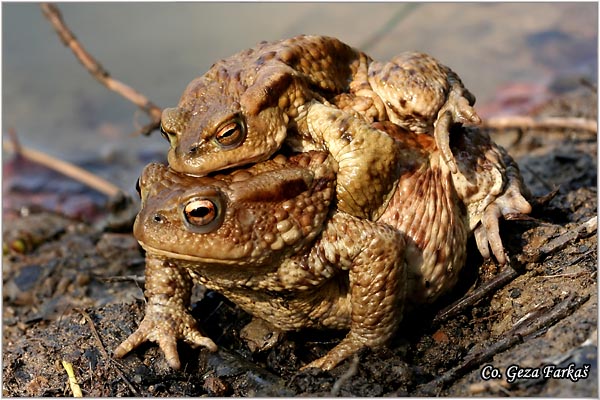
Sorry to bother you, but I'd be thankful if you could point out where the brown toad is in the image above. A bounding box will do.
[115,152,407,370]
[160,35,480,219]
[115,126,530,370]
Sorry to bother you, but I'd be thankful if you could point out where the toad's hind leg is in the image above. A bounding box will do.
[472,147,532,264]
[367,52,481,173]
[302,213,407,370]
[299,101,402,220]
[434,87,481,173]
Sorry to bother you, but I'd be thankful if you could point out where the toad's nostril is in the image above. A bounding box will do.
[153,213,165,223]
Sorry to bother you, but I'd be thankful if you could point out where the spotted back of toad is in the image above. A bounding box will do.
[160,35,480,220]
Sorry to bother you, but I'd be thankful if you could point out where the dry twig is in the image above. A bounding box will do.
[432,263,520,326]
[330,355,359,396]
[523,165,556,192]
[3,130,122,198]
[359,3,420,51]
[40,3,162,136]
[483,115,597,134]
[98,274,145,286]
[418,293,590,395]
[62,360,84,397]
[535,216,597,260]
[78,309,139,396]
[540,270,593,279]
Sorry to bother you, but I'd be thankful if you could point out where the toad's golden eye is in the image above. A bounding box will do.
[182,197,225,233]
[214,117,246,149]
[185,199,216,225]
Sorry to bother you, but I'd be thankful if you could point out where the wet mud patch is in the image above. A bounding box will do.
[3,88,597,396]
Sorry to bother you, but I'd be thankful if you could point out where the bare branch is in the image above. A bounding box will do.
[40,3,162,136]
[483,115,597,133]
[432,263,520,326]
[418,294,590,395]
[330,355,359,396]
[4,129,122,198]
[77,309,140,396]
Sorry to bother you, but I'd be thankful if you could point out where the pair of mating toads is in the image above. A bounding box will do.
[114,35,532,371]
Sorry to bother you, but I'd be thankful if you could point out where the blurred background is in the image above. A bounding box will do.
[2,2,597,204]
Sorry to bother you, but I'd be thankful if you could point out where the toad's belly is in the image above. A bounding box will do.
[378,156,469,304]
[193,270,353,331]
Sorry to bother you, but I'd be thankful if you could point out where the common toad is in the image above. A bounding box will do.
[160,35,480,219]
[115,126,530,370]
[115,152,407,370]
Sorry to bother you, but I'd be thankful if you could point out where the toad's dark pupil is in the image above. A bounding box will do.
[217,125,240,144]
[190,206,212,218]
[220,128,236,138]
[185,199,217,226]
[215,120,244,148]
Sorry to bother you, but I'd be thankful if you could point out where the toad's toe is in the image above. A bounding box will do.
[481,204,506,264]
[183,330,218,352]
[301,332,368,371]
[157,335,183,370]
[114,328,149,359]
[114,303,217,370]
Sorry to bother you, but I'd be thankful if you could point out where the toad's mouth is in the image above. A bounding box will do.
[200,147,300,179]
[174,145,284,178]
[137,241,254,265]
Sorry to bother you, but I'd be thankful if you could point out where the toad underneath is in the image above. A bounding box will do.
[160,35,481,220]
[114,126,531,370]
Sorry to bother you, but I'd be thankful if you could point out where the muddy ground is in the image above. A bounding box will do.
[2,87,597,397]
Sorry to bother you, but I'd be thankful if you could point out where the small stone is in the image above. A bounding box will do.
[432,329,450,343]
[509,287,522,299]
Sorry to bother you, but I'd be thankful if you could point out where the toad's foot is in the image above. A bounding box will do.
[114,302,217,370]
[114,256,217,369]
[473,176,532,264]
[434,89,482,174]
[330,90,388,124]
[473,146,531,264]
[450,128,531,263]
[301,332,367,371]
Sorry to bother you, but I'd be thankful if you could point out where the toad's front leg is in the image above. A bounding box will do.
[302,213,407,370]
[298,101,402,220]
[114,256,217,369]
